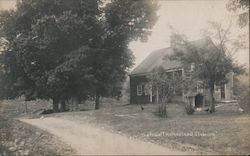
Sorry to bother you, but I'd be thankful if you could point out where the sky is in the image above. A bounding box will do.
[0,0,249,69]
[0,0,15,10]
[129,0,249,69]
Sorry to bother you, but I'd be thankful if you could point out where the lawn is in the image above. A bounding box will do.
[53,102,250,155]
[0,100,75,155]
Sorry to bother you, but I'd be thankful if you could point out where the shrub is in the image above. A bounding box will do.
[234,73,250,113]
[158,103,167,118]
[185,102,195,115]
[235,82,249,113]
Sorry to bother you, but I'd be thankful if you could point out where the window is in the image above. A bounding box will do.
[196,81,204,93]
[144,84,152,95]
[214,84,220,91]
[190,63,195,72]
[137,85,143,96]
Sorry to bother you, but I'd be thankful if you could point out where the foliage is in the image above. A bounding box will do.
[227,0,249,28]
[147,67,183,118]
[185,102,195,115]
[168,32,243,113]
[234,68,249,113]
[0,0,159,110]
[158,102,167,118]
[147,67,183,103]
[203,20,248,56]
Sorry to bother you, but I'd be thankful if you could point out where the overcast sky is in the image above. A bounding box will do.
[0,0,249,69]
[129,0,249,69]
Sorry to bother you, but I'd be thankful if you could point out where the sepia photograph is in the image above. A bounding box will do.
[0,0,249,155]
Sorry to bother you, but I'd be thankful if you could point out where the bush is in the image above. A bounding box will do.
[236,84,249,113]
[185,102,195,115]
[158,103,167,118]
[234,73,250,113]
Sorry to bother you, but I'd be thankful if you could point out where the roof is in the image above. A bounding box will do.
[130,37,216,76]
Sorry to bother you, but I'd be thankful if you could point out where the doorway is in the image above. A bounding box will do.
[195,94,203,108]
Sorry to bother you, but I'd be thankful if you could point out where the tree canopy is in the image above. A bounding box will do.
[168,32,243,112]
[0,0,159,110]
[227,0,249,28]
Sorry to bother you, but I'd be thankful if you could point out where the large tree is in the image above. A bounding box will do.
[227,0,249,28]
[147,67,182,117]
[0,0,159,111]
[168,32,243,113]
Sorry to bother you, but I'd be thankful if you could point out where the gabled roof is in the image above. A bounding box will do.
[130,37,216,76]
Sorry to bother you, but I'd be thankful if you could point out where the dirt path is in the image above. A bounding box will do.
[0,100,75,156]
[19,117,195,155]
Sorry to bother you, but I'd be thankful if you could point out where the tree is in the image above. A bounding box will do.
[147,67,182,117]
[227,0,249,28]
[233,68,249,113]
[169,32,243,113]
[225,1,249,61]
[0,0,159,111]
[0,0,103,111]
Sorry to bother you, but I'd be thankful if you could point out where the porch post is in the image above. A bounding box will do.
[149,85,153,103]
[181,68,185,101]
[156,87,159,104]
[224,84,227,100]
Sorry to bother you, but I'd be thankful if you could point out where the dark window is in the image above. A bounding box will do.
[137,85,142,96]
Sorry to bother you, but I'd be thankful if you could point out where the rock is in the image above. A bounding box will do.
[41,109,54,114]
[8,142,15,147]
[14,139,19,144]
[2,151,8,156]
[238,107,244,113]
[195,108,202,111]
[18,149,29,155]
[18,149,24,155]
[9,146,17,151]
[19,141,25,147]
[33,109,45,115]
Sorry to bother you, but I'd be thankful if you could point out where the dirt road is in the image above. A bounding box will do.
[0,100,75,156]
[19,117,195,155]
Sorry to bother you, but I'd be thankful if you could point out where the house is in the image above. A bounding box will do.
[129,37,234,106]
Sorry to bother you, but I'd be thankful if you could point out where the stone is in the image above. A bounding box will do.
[238,107,244,113]
[9,146,17,151]
[22,150,29,155]
[2,151,7,156]
[18,150,24,155]
[19,141,25,147]
[8,142,15,147]
[14,139,19,144]
[18,149,29,155]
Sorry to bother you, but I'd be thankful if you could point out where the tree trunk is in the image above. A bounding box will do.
[61,100,66,112]
[95,95,100,110]
[159,96,167,118]
[25,100,28,114]
[53,98,59,112]
[156,87,159,104]
[209,85,215,113]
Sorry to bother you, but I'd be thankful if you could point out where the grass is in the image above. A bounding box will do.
[2,98,249,155]
[54,102,250,155]
[0,100,75,155]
